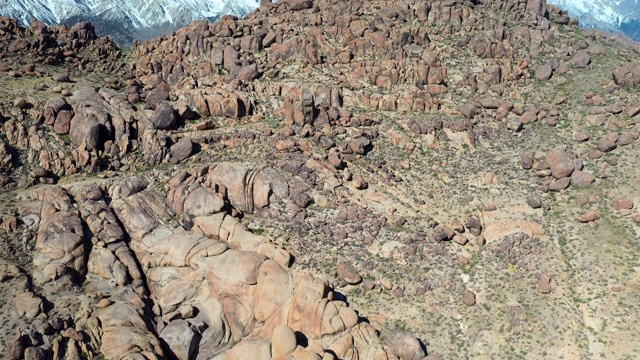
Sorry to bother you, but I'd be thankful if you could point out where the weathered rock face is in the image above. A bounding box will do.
[106,167,398,359]
[206,163,290,214]
[33,187,86,285]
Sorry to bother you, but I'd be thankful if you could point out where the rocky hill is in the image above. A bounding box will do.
[0,0,640,359]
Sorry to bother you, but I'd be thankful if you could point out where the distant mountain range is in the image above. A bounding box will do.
[0,0,637,46]
[0,0,261,46]
[548,0,640,41]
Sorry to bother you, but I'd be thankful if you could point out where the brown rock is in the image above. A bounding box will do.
[462,290,476,306]
[618,133,635,146]
[478,97,500,109]
[149,103,178,130]
[574,130,590,142]
[460,104,476,119]
[596,139,616,152]
[145,88,169,108]
[236,63,260,82]
[385,331,426,360]
[527,196,542,209]
[626,104,640,118]
[579,209,600,223]
[538,274,552,294]
[14,97,27,109]
[572,52,591,68]
[585,114,605,126]
[14,292,43,319]
[521,152,534,170]
[353,174,367,189]
[224,339,271,360]
[52,73,71,82]
[159,320,198,360]
[276,139,296,151]
[452,234,468,246]
[535,63,553,81]
[170,138,194,164]
[587,150,602,159]
[69,114,101,151]
[549,177,571,191]
[271,324,297,357]
[96,298,113,308]
[363,279,376,291]
[520,111,538,124]
[287,0,314,11]
[337,261,362,285]
[6,333,24,359]
[571,171,595,187]
[546,147,574,179]
[612,197,634,210]
[24,347,47,360]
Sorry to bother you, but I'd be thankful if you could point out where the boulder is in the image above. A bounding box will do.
[272,324,297,357]
[336,261,362,285]
[14,97,27,109]
[526,0,547,16]
[538,274,552,294]
[535,63,553,80]
[24,347,47,360]
[159,320,199,360]
[579,209,600,223]
[574,130,590,142]
[521,152,533,170]
[223,338,271,360]
[460,104,476,119]
[572,52,591,68]
[596,139,616,153]
[526,196,542,209]
[287,0,314,11]
[150,103,178,130]
[145,87,169,108]
[462,290,476,306]
[53,73,71,82]
[612,197,634,210]
[571,171,595,187]
[34,204,87,285]
[546,147,574,179]
[549,177,571,191]
[14,292,43,319]
[626,105,640,118]
[385,331,426,360]
[236,63,260,82]
[69,114,101,151]
[170,138,194,164]
[353,174,367,189]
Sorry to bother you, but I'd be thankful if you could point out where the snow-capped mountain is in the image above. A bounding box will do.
[548,0,640,40]
[0,0,261,46]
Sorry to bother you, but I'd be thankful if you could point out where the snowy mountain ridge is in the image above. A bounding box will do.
[548,0,640,40]
[1,0,638,44]
[0,0,261,45]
